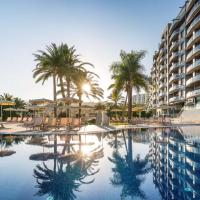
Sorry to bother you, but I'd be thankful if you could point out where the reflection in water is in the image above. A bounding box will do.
[0,135,24,157]
[33,134,104,200]
[108,130,151,199]
[150,128,200,200]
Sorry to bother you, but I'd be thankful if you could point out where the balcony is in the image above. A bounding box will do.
[169,51,183,64]
[159,82,166,89]
[169,62,184,73]
[160,65,166,71]
[186,30,200,48]
[169,29,179,42]
[169,73,184,83]
[159,74,166,81]
[159,92,166,98]
[187,15,200,36]
[186,44,200,61]
[170,41,179,52]
[187,89,200,99]
[186,74,200,86]
[169,85,185,94]
[159,100,167,106]
[169,96,184,103]
[186,59,200,74]
[186,1,200,23]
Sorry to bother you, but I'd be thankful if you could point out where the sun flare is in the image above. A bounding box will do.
[82,83,91,92]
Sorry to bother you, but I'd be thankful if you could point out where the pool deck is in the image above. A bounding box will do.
[0,122,200,136]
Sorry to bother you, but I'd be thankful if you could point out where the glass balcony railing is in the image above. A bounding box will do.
[170,29,179,42]
[186,59,200,73]
[186,89,200,98]
[186,30,200,47]
[186,1,200,23]
[169,74,182,83]
[187,15,200,35]
[186,44,200,60]
[169,96,184,103]
[159,92,166,98]
[169,62,184,73]
[169,85,185,93]
[186,74,200,86]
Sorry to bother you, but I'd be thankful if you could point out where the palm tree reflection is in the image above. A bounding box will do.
[33,134,103,200]
[108,130,151,199]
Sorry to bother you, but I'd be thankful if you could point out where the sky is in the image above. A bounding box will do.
[0,0,185,101]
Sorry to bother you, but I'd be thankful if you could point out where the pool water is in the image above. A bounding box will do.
[0,127,200,200]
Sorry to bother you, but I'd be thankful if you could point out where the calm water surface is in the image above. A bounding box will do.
[0,127,200,200]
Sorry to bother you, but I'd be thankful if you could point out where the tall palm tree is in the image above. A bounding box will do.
[109,50,147,123]
[72,70,104,118]
[33,43,64,117]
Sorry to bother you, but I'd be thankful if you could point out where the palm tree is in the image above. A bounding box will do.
[72,70,104,118]
[0,93,14,101]
[109,50,147,123]
[33,43,63,117]
[14,97,26,108]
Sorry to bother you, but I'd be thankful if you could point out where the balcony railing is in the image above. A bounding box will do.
[169,96,184,103]
[169,85,185,93]
[186,1,200,23]
[187,15,200,35]
[169,29,179,42]
[186,59,200,73]
[170,41,179,51]
[159,101,167,106]
[186,44,200,60]
[159,92,166,98]
[159,74,166,80]
[169,62,184,73]
[186,89,200,98]
[160,65,166,71]
[159,82,166,89]
[186,74,200,86]
[187,30,200,48]
[169,73,184,83]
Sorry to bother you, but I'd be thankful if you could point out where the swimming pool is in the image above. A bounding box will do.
[0,127,200,200]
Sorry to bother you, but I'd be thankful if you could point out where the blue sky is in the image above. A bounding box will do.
[0,0,185,101]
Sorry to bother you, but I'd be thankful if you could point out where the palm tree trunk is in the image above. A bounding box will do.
[53,74,57,118]
[122,94,127,121]
[59,77,65,98]
[66,79,70,118]
[78,96,82,119]
[128,85,132,124]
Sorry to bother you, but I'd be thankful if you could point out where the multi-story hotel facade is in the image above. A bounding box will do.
[150,0,200,116]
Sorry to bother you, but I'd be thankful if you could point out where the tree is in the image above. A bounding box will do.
[14,97,26,108]
[109,50,147,124]
[33,43,63,117]
[72,70,104,118]
[0,93,14,101]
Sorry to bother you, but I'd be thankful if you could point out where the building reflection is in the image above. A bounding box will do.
[150,128,200,200]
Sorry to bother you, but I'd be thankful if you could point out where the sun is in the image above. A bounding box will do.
[82,83,91,92]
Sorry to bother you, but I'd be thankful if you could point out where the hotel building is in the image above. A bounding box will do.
[150,0,200,116]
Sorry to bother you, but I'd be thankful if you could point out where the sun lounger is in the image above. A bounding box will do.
[17,117,22,123]
[29,117,43,130]
[6,117,12,122]
[11,117,17,122]
[22,117,28,122]
[70,118,81,129]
